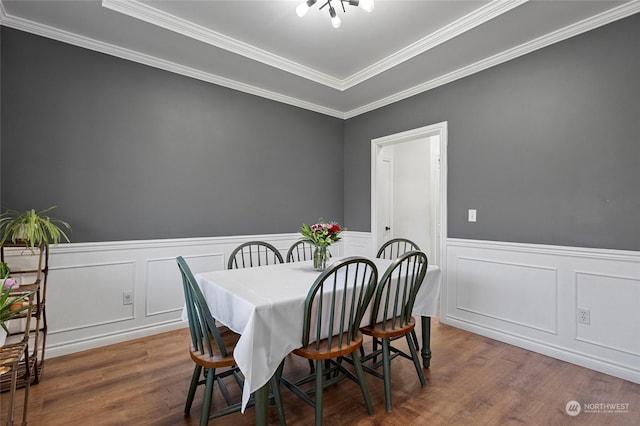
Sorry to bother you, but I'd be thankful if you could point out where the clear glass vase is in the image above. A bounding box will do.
[313,246,328,271]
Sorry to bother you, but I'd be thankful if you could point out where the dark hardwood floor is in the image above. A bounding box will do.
[2,319,639,425]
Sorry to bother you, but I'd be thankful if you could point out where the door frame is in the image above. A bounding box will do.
[370,121,448,268]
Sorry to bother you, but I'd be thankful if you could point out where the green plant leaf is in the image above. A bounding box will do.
[0,206,71,252]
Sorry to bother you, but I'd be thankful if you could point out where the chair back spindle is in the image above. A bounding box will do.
[376,238,420,260]
[301,257,377,351]
[369,251,428,331]
[228,241,284,269]
[286,240,318,262]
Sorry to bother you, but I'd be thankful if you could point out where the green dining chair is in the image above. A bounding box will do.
[374,238,423,356]
[360,250,429,413]
[278,257,378,426]
[286,240,333,263]
[285,240,315,262]
[376,238,420,260]
[177,256,286,426]
[286,240,332,375]
[227,241,284,269]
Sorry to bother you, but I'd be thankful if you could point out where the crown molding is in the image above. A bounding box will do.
[345,0,640,118]
[1,0,638,120]
[101,0,529,91]
[102,0,343,90]
[342,0,529,90]
[0,1,345,119]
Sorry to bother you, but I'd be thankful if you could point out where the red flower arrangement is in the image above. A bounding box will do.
[300,221,342,247]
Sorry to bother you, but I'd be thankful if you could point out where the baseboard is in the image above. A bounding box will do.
[46,320,188,358]
[444,316,640,384]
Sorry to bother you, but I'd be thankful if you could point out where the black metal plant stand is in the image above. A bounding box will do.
[0,242,48,391]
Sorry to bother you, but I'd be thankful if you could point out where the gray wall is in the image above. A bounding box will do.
[344,13,640,252]
[1,28,344,242]
[0,27,2,205]
[3,13,640,250]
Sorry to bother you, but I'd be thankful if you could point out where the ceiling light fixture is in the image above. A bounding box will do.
[296,0,375,29]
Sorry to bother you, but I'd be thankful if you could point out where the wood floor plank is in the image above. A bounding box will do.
[1,319,639,425]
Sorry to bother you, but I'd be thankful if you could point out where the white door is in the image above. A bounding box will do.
[376,139,433,260]
[377,152,393,246]
[371,123,446,267]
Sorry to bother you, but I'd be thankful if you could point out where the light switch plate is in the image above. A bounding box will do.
[468,209,477,222]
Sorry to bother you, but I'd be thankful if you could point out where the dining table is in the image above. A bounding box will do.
[193,256,442,425]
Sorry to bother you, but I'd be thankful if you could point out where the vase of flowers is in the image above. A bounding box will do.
[313,246,328,271]
[300,221,342,271]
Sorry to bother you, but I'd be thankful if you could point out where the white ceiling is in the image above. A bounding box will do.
[1,0,639,118]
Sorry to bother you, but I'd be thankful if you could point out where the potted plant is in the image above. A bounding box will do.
[0,261,10,279]
[0,206,71,252]
[0,277,32,346]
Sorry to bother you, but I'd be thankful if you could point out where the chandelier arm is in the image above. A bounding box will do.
[318,0,331,11]
[297,0,372,27]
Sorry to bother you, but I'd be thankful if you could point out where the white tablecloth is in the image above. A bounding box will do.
[192,257,441,411]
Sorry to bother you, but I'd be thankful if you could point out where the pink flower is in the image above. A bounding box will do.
[2,277,19,290]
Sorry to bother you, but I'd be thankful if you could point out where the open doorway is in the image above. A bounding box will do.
[371,122,447,267]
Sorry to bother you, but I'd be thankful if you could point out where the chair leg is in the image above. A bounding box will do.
[372,337,379,364]
[315,359,324,426]
[21,359,31,426]
[271,361,286,426]
[324,359,332,381]
[8,366,18,425]
[351,350,374,416]
[411,329,420,354]
[407,332,426,387]
[201,368,215,426]
[382,338,392,413]
[185,365,202,414]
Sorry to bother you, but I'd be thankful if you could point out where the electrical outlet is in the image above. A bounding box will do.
[577,308,590,325]
[123,291,133,305]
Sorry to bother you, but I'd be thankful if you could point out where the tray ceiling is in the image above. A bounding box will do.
[1,0,638,118]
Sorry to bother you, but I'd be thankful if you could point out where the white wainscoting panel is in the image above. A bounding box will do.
[48,261,136,331]
[343,231,375,257]
[145,257,185,317]
[455,257,557,334]
[445,239,640,385]
[576,271,640,356]
[145,253,225,317]
[43,233,360,357]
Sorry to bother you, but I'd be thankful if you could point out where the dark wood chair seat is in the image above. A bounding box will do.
[189,326,240,368]
[361,317,416,339]
[293,333,363,360]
